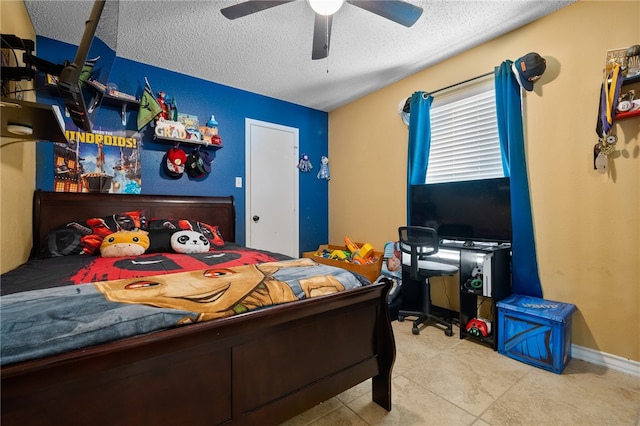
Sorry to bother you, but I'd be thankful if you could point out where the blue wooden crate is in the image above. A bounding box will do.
[497,295,577,374]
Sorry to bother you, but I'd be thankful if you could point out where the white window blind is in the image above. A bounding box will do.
[425,80,505,184]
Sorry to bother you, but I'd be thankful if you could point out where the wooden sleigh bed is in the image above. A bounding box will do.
[1,190,395,426]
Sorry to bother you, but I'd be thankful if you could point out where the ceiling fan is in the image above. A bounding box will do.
[220,0,423,60]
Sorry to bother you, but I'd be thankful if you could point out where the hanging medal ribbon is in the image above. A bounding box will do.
[593,63,625,171]
[597,63,624,137]
[605,63,621,126]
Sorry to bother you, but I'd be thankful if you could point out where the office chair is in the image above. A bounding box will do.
[397,226,458,336]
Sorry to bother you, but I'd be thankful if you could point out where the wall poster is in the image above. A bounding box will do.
[53,129,142,194]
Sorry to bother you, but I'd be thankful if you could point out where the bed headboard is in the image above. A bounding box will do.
[32,190,236,257]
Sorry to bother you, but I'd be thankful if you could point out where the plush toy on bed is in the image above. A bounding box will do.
[170,230,210,254]
[100,229,150,258]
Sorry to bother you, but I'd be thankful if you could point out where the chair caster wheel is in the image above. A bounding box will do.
[398,316,405,322]
[445,329,454,337]
[412,326,420,335]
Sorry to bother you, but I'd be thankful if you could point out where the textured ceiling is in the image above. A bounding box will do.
[25,0,574,112]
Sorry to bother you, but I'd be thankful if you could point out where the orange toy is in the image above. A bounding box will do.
[344,236,375,264]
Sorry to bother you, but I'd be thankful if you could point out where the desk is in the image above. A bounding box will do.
[399,241,511,349]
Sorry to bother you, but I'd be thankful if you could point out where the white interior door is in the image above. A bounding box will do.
[245,119,299,257]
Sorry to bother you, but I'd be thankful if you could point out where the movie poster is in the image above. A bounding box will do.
[53,129,142,194]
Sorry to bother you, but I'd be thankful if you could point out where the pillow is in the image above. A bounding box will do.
[145,228,176,253]
[100,229,150,258]
[42,210,147,257]
[148,219,224,249]
[170,230,210,254]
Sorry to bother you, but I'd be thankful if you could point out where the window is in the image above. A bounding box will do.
[426,79,505,184]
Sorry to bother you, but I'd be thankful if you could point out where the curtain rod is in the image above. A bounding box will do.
[426,70,495,97]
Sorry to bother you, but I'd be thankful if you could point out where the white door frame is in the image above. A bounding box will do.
[245,118,299,257]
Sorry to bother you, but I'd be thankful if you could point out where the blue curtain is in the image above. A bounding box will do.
[495,61,543,298]
[406,91,433,222]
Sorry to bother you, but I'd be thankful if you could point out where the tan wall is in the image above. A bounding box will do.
[329,1,640,362]
[1,1,36,273]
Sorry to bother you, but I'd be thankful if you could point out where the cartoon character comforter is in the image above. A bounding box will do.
[1,247,370,366]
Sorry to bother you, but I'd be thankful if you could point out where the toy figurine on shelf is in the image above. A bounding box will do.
[206,115,218,133]
[157,91,169,120]
[297,154,312,172]
[317,156,330,180]
[165,94,178,121]
[200,115,220,145]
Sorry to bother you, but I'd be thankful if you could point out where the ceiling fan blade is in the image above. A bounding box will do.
[220,1,295,20]
[312,14,333,60]
[347,0,423,27]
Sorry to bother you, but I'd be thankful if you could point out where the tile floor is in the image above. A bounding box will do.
[281,321,640,426]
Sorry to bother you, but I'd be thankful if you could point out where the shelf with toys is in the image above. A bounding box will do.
[615,74,640,121]
[594,45,639,173]
[152,114,223,149]
[616,109,640,120]
[84,79,140,126]
[153,135,223,148]
[43,72,140,127]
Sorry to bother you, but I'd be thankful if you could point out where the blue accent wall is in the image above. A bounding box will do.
[35,36,328,254]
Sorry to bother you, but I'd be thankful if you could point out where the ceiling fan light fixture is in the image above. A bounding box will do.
[307,0,344,16]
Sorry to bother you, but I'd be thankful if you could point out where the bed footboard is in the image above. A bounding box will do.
[1,281,394,425]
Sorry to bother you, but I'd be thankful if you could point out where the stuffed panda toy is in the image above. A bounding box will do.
[170,230,210,254]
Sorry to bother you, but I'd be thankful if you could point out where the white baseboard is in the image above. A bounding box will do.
[572,344,640,378]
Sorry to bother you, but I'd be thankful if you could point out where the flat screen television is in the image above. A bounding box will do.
[410,177,512,243]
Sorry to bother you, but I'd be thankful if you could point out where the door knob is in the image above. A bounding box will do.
[252,215,260,222]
